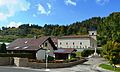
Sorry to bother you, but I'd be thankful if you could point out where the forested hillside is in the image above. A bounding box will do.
[98,12,120,46]
[0,12,120,46]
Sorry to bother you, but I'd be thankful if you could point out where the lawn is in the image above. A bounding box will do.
[99,64,120,72]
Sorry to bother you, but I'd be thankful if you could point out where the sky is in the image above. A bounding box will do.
[0,0,120,28]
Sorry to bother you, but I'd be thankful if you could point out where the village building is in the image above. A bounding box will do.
[6,36,76,60]
[6,30,97,60]
[6,37,57,60]
[57,30,97,51]
[54,48,76,60]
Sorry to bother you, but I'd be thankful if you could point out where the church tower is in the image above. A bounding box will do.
[88,30,97,40]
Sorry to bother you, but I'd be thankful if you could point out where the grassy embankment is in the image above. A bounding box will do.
[99,64,120,72]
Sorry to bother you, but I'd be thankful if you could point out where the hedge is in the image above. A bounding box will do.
[81,49,102,57]
[0,53,34,58]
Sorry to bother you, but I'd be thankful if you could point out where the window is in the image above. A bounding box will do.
[80,42,82,45]
[60,42,62,45]
[45,42,47,47]
[85,46,87,48]
[80,46,81,48]
[92,44,94,47]
[14,46,20,49]
[23,46,29,49]
[6,46,9,49]
[66,42,68,45]
[92,33,94,35]
[76,46,78,48]
[25,41,28,44]
[73,46,75,48]
[73,42,74,45]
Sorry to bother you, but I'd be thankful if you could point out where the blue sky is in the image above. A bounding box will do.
[0,0,120,28]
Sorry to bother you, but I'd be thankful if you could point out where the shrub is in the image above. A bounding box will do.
[81,49,102,57]
[48,56,54,61]
[0,53,34,58]
[0,43,6,53]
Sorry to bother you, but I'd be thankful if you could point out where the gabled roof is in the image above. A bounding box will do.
[7,37,57,51]
[54,48,76,54]
[51,37,58,44]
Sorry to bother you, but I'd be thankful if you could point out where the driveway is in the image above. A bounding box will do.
[50,56,112,72]
[0,57,112,72]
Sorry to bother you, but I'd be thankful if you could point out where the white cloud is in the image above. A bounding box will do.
[65,0,76,6]
[33,14,37,17]
[38,4,47,15]
[7,21,22,28]
[37,3,51,15]
[0,0,30,21]
[47,3,52,9]
[96,0,109,5]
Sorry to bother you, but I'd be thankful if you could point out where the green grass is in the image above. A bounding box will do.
[75,51,81,57]
[99,64,120,72]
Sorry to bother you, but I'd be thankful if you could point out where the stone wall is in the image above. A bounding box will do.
[28,59,86,68]
[13,57,86,68]
[14,57,28,67]
[0,57,11,65]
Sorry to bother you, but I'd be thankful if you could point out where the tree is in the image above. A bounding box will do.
[0,43,7,53]
[102,41,120,69]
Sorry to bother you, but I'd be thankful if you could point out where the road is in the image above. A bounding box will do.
[0,57,112,72]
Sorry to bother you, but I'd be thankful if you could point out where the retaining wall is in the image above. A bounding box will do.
[0,57,11,65]
[14,57,28,67]
[0,57,86,68]
[28,59,86,68]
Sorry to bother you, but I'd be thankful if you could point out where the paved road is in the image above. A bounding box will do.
[0,57,112,72]
[50,57,112,72]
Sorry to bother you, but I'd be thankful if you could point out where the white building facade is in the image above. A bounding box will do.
[58,31,97,50]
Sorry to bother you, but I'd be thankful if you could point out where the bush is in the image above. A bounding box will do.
[0,53,34,58]
[48,56,54,61]
[81,49,102,57]
[0,43,6,53]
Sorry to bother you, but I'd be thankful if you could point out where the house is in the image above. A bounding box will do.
[51,37,58,47]
[57,30,97,51]
[6,37,57,60]
[54,48,76,60]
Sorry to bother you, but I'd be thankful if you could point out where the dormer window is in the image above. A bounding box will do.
[23,46,29,49]
[25,41,28,44]
[14,46,20,49]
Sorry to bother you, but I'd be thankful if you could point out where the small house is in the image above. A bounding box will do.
[7,37,57,60]
[54,48,76,60]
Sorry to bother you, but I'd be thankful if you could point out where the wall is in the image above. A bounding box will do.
[88,31,97,40]
[0,57,11,65]
[14,57,28,67]
[29,59,86,68]
[90,38,97,48]
[36,50,46,60]
[58,38,90,49]
[13,57,86,68]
